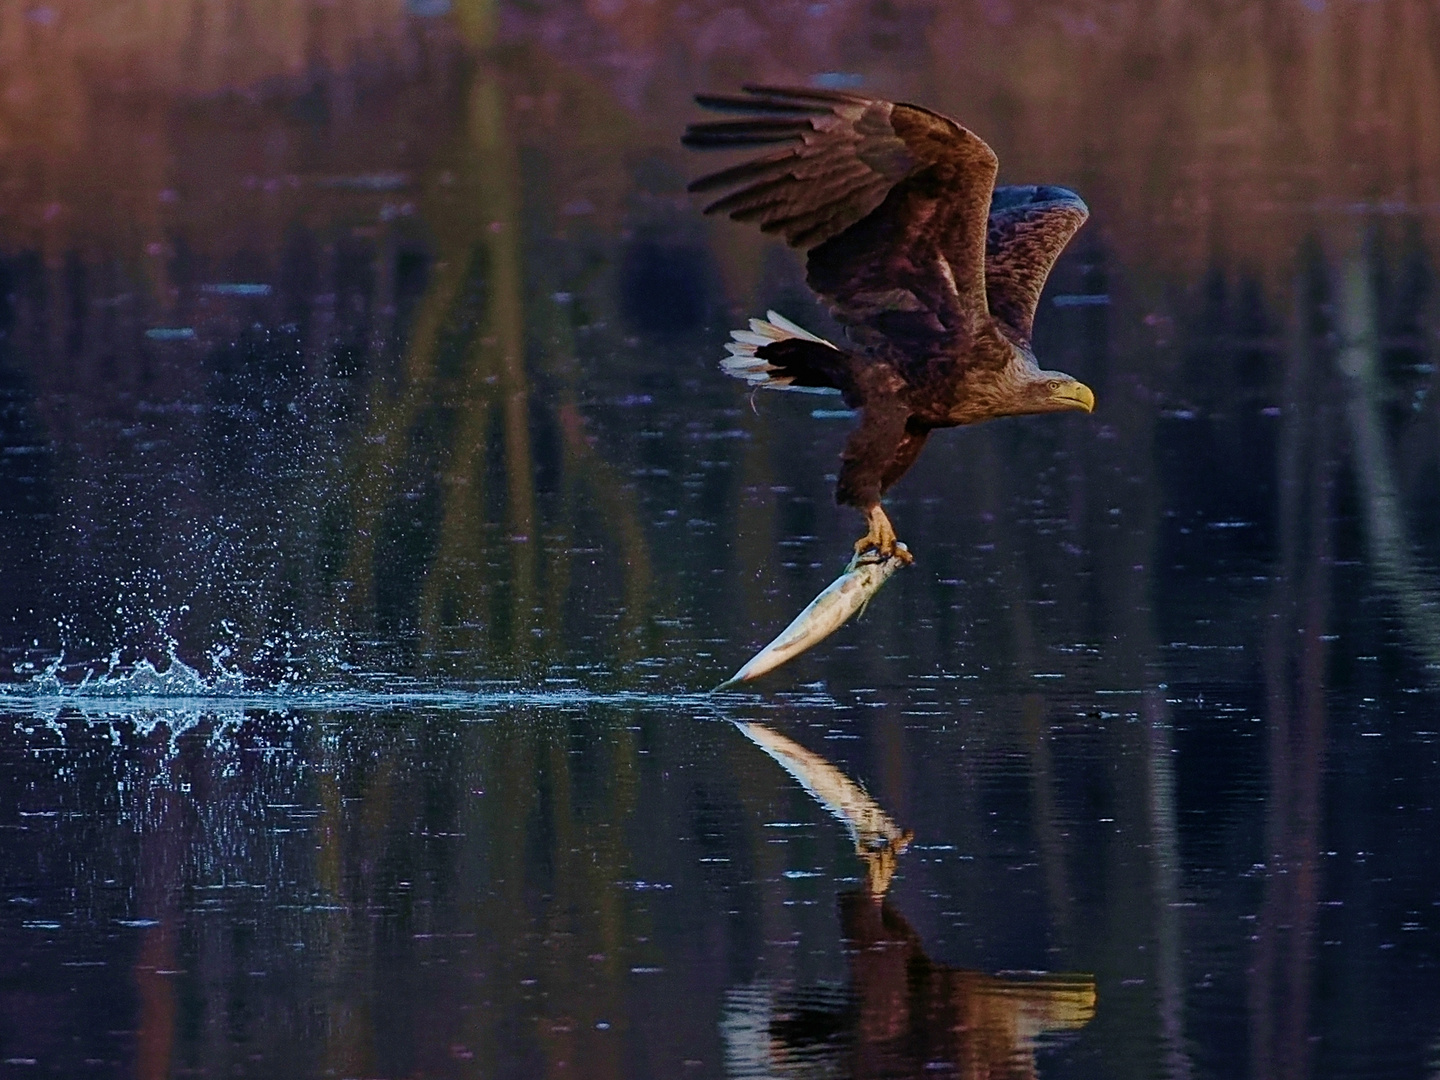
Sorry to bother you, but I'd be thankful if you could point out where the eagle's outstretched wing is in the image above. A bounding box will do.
[685,86,1000,371]
[985,185,1090,346]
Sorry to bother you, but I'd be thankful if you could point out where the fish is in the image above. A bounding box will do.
[713,543,908,690]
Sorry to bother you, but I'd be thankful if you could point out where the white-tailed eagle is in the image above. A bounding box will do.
[685,85,1095,562]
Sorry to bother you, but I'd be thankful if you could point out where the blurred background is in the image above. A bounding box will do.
[0,0,1438,1077]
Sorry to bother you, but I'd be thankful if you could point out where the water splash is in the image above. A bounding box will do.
[13,642,246,699]
[0,631,807,722]
[0,649,730,722]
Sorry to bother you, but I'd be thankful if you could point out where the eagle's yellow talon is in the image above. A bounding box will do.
[855,506,913,564]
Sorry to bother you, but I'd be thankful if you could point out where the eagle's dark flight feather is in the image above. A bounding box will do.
[686,86,1001,382]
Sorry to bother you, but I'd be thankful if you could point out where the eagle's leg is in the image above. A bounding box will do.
[855,503,912,564]
[838,400,925,565]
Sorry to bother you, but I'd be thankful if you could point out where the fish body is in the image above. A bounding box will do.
[714,544,908,690]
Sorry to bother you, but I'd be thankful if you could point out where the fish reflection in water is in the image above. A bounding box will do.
[729,721,1095,1078]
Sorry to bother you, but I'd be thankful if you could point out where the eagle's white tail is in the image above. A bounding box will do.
[721,310,842,394]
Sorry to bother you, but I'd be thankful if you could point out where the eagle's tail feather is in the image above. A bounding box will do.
[721,311,845,395]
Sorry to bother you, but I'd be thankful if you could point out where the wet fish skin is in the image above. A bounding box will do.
[713,543,908,690]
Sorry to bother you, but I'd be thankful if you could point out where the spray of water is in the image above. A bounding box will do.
[12,641,247,698]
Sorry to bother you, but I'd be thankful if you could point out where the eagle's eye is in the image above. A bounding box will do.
[1046,379,1061,391]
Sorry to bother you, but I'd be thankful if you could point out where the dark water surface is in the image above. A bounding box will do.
[2,3,1440,1077]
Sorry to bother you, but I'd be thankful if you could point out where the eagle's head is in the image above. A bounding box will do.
[1022,370,1095,415]
[948,347,1096,425]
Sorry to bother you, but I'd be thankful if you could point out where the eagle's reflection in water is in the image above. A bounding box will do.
[726,722,1094,1079]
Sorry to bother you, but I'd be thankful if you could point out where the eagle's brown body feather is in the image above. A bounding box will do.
[685,86,1095,558]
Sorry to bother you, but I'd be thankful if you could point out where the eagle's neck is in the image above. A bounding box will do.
[941,340,1042,425]
[1002,342,1044,384]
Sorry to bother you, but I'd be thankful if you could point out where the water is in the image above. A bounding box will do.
[2,3,1440,1077]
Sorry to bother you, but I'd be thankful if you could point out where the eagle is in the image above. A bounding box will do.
[684,86,1096,563]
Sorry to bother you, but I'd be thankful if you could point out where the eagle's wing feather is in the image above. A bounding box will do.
[985,186,1089,346]
[686,87,999,373]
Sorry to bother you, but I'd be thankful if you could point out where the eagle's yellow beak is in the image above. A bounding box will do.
[1053,380,1095,413]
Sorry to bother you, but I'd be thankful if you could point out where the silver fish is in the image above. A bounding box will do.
[714,543,908,690]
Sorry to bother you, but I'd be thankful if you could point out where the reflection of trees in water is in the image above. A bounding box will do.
[1153,224,1440,668]
[335,65,652,672]
[6,0,1440,299]
[0,31,474,669]
[511,0,1440,269]
[1249,238,1335,1080]
[9,708,651,1077]
[1164,232,1440,1074]
[0,39,667,676]
[1249,231,1440,1079]
[1336,238,1440,663]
